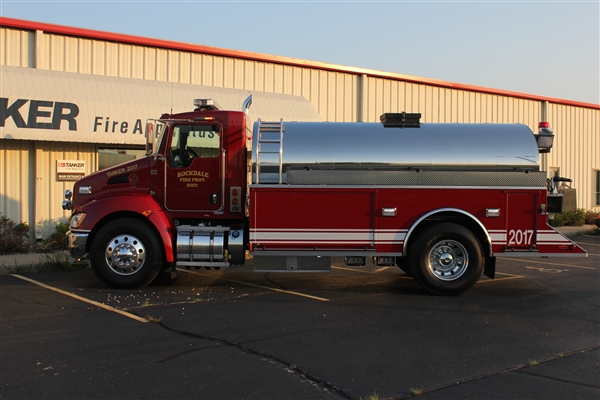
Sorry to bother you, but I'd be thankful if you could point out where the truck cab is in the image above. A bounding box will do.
[64,99,249,288]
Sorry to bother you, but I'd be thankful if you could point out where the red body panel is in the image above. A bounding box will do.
[250,186,586,256]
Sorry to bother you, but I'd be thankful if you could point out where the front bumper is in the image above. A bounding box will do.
[66,231,89,260]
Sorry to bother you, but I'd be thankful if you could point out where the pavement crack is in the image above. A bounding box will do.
[515,370,600,389]
[157,342,228,362]
[155,323,354,399]
[390,345,600,399]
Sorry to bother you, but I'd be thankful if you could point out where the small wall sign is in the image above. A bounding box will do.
[56,160,86,181]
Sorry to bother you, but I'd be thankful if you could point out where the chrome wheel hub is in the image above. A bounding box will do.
[427,240,468,281]
[105,234,146,276]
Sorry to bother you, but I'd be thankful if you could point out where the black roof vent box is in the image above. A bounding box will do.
[380,112,421,128]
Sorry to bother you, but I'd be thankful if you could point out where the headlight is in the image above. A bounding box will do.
[70,213,86,229]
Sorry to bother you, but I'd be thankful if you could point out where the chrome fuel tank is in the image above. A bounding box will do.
[252,121,540,184]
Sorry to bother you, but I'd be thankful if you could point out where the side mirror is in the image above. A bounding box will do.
[145,120,156,155]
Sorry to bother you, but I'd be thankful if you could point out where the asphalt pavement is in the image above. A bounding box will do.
[1,231,599,399]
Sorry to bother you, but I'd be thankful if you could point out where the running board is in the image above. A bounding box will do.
[177,261,230,269]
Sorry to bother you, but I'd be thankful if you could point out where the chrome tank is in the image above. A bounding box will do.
[252,121,540,184]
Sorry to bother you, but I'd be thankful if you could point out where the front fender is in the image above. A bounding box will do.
[75,192,174,262]
[146,208,175,262]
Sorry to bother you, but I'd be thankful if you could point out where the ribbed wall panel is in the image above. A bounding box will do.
[64,36,78,72]
[547,104,599,210]
[90,40,102,75]
[78,38,92,74]
[363,76,546,128]
[118,44,131,78]
[0,27,33,67]
[156,48,167,81]
[0,140,34,228]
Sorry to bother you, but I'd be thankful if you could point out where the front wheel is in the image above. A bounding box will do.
[90,218,164,288]
[409,223,483,295]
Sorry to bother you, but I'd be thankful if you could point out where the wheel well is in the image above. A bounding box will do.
[87,212,165,259]
[405,211,492,257]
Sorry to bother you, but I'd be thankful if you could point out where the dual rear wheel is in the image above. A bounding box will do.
[404,223,484,295]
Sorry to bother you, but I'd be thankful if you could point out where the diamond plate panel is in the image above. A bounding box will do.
[286,170,547,187]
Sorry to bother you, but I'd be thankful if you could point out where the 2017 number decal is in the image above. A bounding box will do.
[508,229,534,246]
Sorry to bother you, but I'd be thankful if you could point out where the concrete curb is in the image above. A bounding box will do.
[554,224,598,237]
[0,251,74,274]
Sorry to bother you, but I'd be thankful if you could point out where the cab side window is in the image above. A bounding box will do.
[187,126,220,158]
[168,124,220,168]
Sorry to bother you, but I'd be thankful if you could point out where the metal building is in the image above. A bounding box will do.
[1,17,599,240]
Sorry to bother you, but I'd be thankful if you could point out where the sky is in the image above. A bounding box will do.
[1,0,598,104]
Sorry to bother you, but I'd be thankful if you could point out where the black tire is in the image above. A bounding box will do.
[90,218,164,288]
[409,223,483,295]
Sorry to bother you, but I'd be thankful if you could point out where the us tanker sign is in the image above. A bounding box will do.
[57,160,86,181]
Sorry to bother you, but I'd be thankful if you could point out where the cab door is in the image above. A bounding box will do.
[506,192,538,251]
[165,123,223,212]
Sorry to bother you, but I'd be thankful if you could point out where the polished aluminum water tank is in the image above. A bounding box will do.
[252,121,540,184]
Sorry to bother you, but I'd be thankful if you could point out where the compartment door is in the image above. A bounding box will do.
[251,188,375,251]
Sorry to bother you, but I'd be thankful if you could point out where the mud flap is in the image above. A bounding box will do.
[484,256,496,279]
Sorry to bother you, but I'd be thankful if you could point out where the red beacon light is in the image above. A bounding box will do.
[535,121,554,153]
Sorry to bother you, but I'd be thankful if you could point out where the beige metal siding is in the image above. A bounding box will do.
[548,104,599,212]
[0,140,35,228]
[0,27,34,67]
[361,76,545,127]
[0,139,97,239]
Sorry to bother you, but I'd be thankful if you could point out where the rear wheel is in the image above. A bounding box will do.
[409,223,483,295]
[90,218,164,288]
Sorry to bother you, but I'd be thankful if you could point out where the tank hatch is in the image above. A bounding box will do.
[380,112,421,128]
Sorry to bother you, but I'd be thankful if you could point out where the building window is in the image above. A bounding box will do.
[99,148,145,170]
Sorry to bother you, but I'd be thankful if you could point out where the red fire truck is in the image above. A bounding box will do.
[62,97,587,295]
